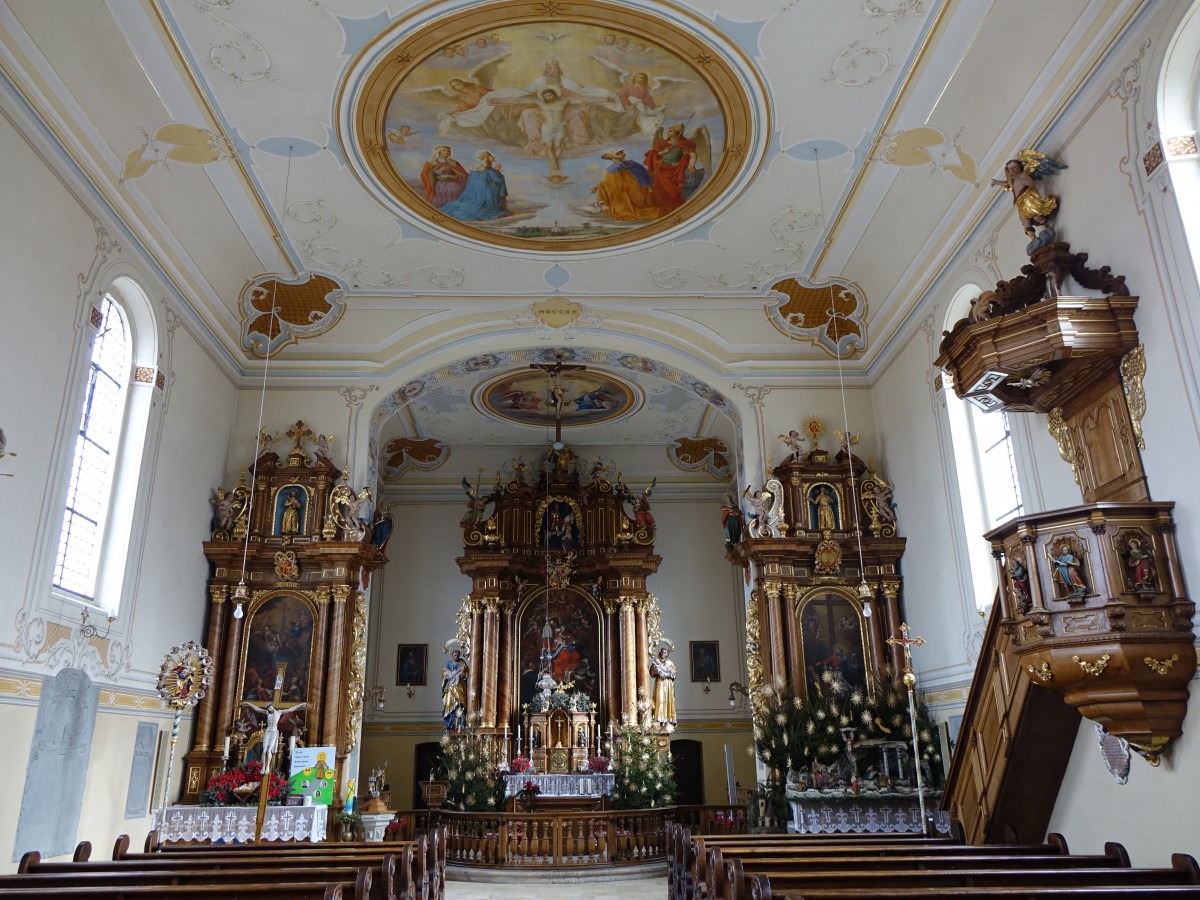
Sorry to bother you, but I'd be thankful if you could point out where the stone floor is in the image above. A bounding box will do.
[445,872,665,899]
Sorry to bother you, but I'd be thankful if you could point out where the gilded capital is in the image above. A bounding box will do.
[332,584,352,604]
[209,584,228,604]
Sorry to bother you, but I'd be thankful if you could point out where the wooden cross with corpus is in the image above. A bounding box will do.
[530,353,585,445]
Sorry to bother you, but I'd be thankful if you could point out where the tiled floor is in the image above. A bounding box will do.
[445,873,665,899]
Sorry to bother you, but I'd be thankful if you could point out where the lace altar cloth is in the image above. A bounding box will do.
[504,772,615,798]
[786,790,950,835]
[152,804,327,843]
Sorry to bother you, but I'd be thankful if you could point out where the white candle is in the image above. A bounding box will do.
[223,735,231,758]
[289,734,296,752]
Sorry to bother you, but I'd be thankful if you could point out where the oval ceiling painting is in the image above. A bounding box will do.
[478,368,640,429]
[351,0,760,253]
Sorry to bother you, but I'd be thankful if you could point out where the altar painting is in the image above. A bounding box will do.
[352,1,756,251]
[518,592,600,705]
[240,593,315,704]
[797,592,868,700]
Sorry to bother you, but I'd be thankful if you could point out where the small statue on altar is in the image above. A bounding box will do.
[633,478,656,528]
[720,493,743,551]
[649,645,677,728]
[441,648,468,730]
[778,429,805,460]
[241,700,307,770]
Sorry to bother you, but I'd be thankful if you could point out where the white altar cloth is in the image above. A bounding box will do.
[786,790,950,835]
[153,804,327,843]
[504,773,615,798]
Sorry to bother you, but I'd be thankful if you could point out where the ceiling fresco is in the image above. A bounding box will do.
[347,0,761,252]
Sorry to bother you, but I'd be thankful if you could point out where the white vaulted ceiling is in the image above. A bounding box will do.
[0,0,1140,480]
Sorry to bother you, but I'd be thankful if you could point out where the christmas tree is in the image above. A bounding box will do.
[438,716,507,812]
[611,706,675,809]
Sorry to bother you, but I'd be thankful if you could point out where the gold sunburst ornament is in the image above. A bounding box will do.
[156,641,214,817]
[802,416,825,451]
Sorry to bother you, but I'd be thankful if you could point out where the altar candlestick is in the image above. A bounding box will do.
[503,723,510,761]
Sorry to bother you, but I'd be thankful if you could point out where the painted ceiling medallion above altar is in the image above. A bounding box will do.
[478,368,640,429]
[344,0,764,254]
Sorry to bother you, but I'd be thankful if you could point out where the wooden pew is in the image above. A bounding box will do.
[750,881,1200,900]
[135,827,445,899]
[0,878,347,899]
[734,853,1200,900]
[685,832,1070,900]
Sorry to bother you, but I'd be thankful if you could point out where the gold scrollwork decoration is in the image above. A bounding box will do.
[1026,662,1053,682]
[744,588,765,717]
[1072,652,1111,677]
[1120,344,1147,451]
[1047,407,1080,485]
[345,592,368,753]
[1144,653,1179,676]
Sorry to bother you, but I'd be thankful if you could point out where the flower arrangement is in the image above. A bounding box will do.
[584,754,609,773]
[201,760,289,806]
[527,688,592,714]
[519,779,541,801]
[335,809,362,826]
[510,754,534,773]
[384,816,408,840]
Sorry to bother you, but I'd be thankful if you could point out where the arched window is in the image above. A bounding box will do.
[53,293,131,600]
[43,274,160,618]
[940,284,1025,610]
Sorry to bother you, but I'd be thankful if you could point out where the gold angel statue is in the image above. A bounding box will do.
[990,149,1066,240]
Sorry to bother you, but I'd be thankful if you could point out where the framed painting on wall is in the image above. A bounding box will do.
[396,644,428,686]
[689,640,720,682]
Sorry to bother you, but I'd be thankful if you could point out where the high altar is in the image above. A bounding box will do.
[447,438,672,767]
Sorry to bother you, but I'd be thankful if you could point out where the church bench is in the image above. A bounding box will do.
[21,849,398,899]
[710,848,1133,900]
[680,831,1069,900]
[133,830,441,899]
[0,881,348,899]
[724,853,1200,900]
[0,866,371,898]
[750,882,1200,900]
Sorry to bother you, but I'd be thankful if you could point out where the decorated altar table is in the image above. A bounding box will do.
[503,772,614,798]
[787,789,950,835]
[152,804,327,843]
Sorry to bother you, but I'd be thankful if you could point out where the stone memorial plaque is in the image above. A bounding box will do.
[125,721,158,818]
[14,668,99,861]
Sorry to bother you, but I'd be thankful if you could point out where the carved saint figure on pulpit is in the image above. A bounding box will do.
[1125,538,1156,591]
[1051,542,1088,597]
[650,646,677,728]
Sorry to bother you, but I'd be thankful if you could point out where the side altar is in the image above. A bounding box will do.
[181,421,390,802]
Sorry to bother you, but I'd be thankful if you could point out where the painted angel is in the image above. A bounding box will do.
[406,52,525,147]
[644,121,712,209]
[589,55,695,140]
[990,149,1066,239]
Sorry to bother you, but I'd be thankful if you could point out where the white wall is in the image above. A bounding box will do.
[0,96,237,870]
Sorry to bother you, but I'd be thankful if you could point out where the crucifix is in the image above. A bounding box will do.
[240,661,307,842]
[286,419,314,453]
[529,353,585,446]
[885,622,930,832]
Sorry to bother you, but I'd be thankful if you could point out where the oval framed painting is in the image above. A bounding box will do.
[347,0,763,253]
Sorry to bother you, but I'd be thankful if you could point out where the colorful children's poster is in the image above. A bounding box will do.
[289,746,336,805]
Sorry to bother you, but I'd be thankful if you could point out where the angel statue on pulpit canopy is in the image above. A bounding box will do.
[990,149,1066,249]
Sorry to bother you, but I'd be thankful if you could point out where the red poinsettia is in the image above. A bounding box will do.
[510,755,534,773]
[201,760,289,806]
[585,754,609,773]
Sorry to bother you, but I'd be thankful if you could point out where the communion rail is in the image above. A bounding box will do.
[440,804,747,868]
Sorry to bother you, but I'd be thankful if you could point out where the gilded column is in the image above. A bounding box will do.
[497,600,515,733]
[603,599,621,727]
[744,587,765,716]
[781,584,800,689]
[481,598,500,728]
[344,591,368,753]
[215,586,247,743]
[469,600,484,721]
[323,584,351,747]
[194,583,228,751]
[620,598,638,722]
[634,596,650,709]
[763,582,786,688]
[307,586,331,743]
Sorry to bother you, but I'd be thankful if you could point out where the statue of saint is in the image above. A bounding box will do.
[649,646,677,728]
